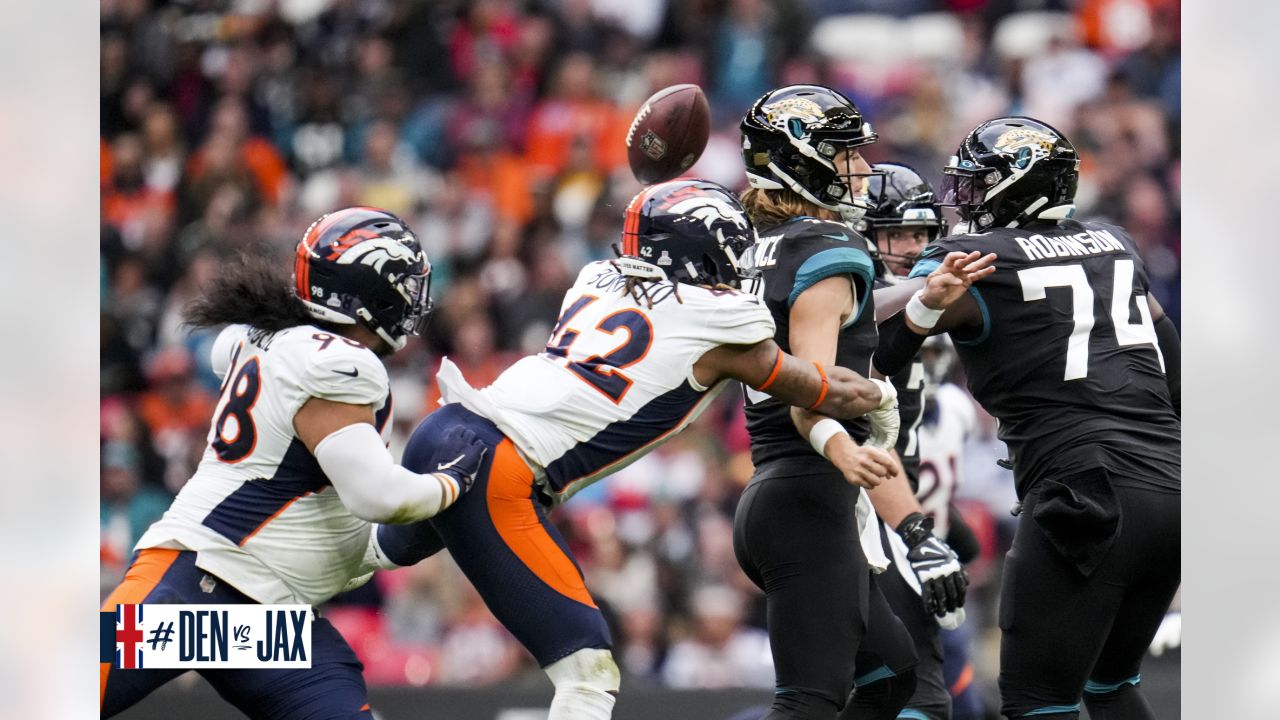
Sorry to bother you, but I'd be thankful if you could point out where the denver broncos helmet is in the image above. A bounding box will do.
[292,206,432,351]
[740,84,879,222]
[617,180,758,289]
[862,162,946,274]
[940,116,1079,232]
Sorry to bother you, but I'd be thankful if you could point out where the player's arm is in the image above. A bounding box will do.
[294,398,485,523]
[872,250,996,376]
[1149,294,1180,416]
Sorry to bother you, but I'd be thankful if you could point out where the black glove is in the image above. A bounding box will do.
[431,426,488,494]
[896,512,969,617]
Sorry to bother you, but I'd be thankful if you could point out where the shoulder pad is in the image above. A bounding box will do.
[297,339,389,407]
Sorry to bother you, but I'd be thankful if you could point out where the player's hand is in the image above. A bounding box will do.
[919,251,997,311]
[864,379,899,450]
[897,512,969,616]
[431,426,488,496]
[825,435,895,489]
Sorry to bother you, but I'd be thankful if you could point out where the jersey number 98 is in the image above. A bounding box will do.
[212,355,262,463]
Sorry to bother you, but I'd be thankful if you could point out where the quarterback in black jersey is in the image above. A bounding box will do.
[876,117,1180,720]
[732,85,993,720]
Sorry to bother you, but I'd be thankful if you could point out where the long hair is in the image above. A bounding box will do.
[739,187,837,228]
[184,252,315,332]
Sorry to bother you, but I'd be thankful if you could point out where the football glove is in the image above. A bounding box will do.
[897,512,968,617]
[431,426,487,496]
[865,378,900,450]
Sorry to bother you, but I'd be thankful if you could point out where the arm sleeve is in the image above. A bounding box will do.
[873,310,928,376]
[1154,314,1180,415]
[313,423,459,523]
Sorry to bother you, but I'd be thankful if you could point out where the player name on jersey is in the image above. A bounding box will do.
[101,604,313,669]
[1012,227,1125,261]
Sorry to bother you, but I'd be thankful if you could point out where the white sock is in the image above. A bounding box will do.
[544,648,620,720]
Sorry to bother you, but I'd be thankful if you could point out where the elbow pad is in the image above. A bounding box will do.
[873,310,928,377]
[314,423,459,523]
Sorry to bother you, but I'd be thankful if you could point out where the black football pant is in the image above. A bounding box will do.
[734,458,918,720]
[998,479,1180,719]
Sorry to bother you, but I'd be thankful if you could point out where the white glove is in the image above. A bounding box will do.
[937,607,966,630]
[1148,612,1181,656]
[866,378,900,450]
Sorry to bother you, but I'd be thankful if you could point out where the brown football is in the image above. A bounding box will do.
[625,84,711,185]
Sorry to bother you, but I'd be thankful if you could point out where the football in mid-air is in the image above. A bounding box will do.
[625,84,711,185]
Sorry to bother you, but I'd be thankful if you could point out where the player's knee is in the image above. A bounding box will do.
[1082,675,1151,720]
[545,647,621,696]
[844,669,917,720]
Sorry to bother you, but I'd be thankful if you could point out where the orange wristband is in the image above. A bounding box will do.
[756,348,785,392]
[807,362,829,410]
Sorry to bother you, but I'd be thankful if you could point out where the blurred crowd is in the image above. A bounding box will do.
[100,0,1181,698]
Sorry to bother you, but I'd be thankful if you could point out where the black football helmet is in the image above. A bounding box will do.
[617,179,758,289]
[740,84,880,222]
[940,116,1079,232]
[292,206,432,351]
[861,162,946,275]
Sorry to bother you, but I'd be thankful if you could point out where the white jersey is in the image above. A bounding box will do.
[916,383,977,538]
[136,324,394,605]
[438,261,775,502]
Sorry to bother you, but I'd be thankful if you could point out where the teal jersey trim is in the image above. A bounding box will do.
[897,711,932,720]
[1084,674,1141,694]
[1024,704,1082,716]
[905,257,990,345]
[853,663,896,687]
[788,247,876,324]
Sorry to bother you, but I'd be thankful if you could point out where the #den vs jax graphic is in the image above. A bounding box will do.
[101,604,313,669]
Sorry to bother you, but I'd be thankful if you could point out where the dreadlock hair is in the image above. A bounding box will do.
[622,276,682,309]
[184,251,316,332]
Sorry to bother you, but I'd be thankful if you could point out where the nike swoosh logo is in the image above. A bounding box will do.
[821,233,849,242]
[436,454,467,471]
[920,546,946,556]
[334,367,359,378]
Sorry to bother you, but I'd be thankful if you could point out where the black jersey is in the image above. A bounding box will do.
[875,277,926,491]
[744,217,878,466]
[908,219,1178,496]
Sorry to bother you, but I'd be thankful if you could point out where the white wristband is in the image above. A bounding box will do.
[808,418,850,459]
[905,289,944,330]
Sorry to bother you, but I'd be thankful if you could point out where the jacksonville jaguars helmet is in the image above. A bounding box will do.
[940,116,1079,232]
[862,162,946,275]
[292,206,432,351]
[617,179,758,289]
[740,84,880,222]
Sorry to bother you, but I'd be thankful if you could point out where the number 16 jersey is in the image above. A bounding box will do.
[909,219,1179,495]
[437,261,775,503]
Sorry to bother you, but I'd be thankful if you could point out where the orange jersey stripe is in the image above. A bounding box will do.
[487,440,597,609]
[101,549,181,711]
